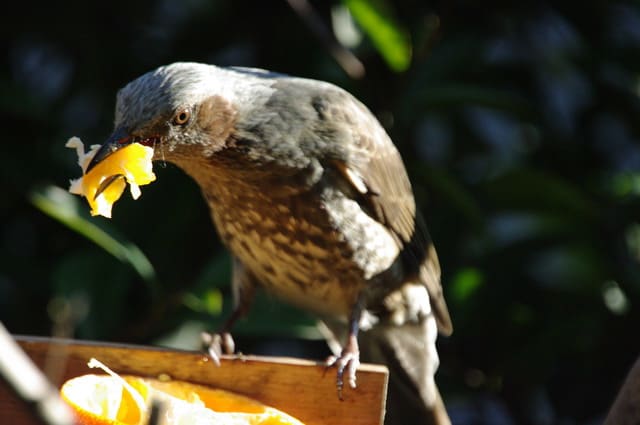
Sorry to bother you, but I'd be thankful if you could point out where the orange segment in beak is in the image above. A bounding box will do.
[66,137,156,218]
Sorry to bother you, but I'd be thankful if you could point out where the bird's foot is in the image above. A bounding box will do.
[201,331,235,366]
[325,336,360,400]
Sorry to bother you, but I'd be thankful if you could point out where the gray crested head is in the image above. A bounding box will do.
[97,61,368,174]
[114,62,279,137]
[114,62,222,134]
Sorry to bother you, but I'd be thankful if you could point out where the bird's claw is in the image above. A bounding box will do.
[326,348,360,400]
[201,331,235,366]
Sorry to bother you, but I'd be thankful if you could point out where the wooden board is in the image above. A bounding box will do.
[0,336,388,425]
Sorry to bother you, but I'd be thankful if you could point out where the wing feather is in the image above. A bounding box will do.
[329,97,453,334]
[257,78,452,333]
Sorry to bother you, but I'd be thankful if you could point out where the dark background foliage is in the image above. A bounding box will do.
[2,1,640,423]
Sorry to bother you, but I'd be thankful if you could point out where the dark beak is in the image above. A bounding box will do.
[86,127,132,173]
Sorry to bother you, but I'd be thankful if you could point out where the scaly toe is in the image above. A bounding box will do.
[325,350,360,399]
[202,331,236,366]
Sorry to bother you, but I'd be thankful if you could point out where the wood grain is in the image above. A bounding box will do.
[0,336,388,425]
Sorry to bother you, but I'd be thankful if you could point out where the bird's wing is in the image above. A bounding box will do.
[328,97,452,334]
[250,78,452,332]
[327,97,416,244]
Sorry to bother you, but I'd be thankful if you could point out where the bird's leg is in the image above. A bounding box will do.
[326,296,364,399]
[202,258,257,365]
[201,306,245,365]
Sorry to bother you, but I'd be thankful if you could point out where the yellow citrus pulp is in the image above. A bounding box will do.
[60,359,304,425]
[66,137,156,218]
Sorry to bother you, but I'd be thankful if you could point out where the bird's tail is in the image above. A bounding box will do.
[321,316,450,425]
[382,370,451,425]
[358,317,450,425]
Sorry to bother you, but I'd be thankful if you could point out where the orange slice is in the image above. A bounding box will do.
[60,360,304,425]
[66,137,155,218]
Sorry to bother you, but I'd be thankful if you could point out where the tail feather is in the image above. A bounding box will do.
[385,381,450,425]
[360,317,450,425]
[322,316,450,425]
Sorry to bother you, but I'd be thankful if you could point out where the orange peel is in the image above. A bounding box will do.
[66,137,156,218]
[60,359,305,425]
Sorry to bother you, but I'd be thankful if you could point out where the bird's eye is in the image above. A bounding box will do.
[173,109,191,126]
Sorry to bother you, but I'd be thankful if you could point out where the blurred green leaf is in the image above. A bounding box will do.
[451,267,484,303]
[610,172,640,198]
[181,254,228,315]
[343,0,411,71]
[182,290,223,315]
[30,185,157,284]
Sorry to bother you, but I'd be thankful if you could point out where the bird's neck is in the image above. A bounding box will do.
[163,146,321,205]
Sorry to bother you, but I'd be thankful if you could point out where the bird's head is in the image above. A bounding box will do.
[87,62,251,172]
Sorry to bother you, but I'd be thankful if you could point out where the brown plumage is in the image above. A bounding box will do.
[90,62,453,425]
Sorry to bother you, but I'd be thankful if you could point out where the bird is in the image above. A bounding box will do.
[88,62,453,425]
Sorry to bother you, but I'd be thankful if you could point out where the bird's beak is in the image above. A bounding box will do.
[86,127,132,173]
